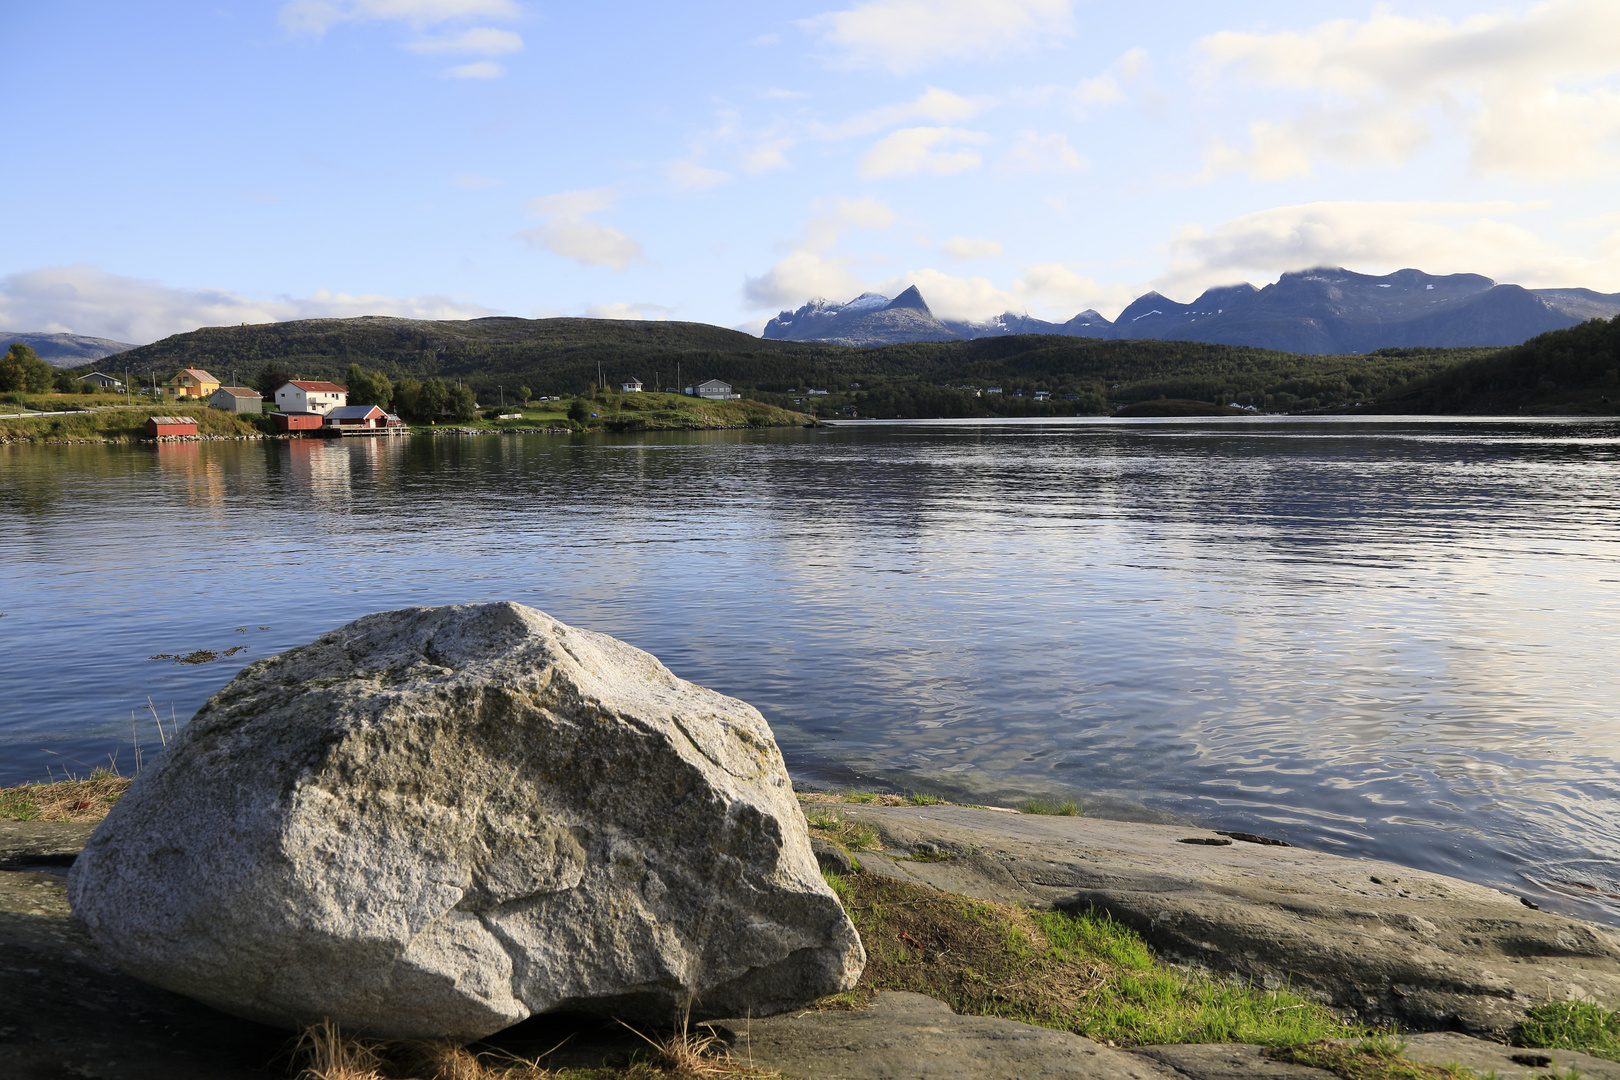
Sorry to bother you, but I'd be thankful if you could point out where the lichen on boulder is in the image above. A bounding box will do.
[67,602,863,1040]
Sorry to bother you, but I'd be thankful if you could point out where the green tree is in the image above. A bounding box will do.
[567,398,590,424]
[255,363,291,402]
[393,376,422,421]
[53,369,77,393]
[517,385,531,404]
[344,364,393,408]
[419,378,449,420]
[0,343,53,393]
[447,384,476,422]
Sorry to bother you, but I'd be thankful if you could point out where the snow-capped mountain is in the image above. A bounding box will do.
[761,269,1620,353]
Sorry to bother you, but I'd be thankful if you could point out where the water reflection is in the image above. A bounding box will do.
[2,419,1619,921]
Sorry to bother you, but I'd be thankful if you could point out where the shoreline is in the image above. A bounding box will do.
[6,781,1620,1080]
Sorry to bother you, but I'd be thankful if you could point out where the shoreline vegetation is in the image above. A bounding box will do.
[6,774,1618,1080]
[0,390,813,445]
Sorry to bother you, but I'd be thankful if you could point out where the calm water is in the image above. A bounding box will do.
[4,418,1619,921]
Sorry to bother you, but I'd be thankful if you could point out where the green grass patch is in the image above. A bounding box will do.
[1519,1000,1620,1062]
[821,870,1352,1049]
[0,404,263,443]
[1268,1037,1472,1080]
[1019,797,1081,816]
[803,806,880,851]
[906,793,945,806]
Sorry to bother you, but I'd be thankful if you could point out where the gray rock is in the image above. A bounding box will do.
[1400,1032,1620,1080]
[1128,1043,1335,1079]
[830,805,1620,1034]
[718,990,1182,1080]
[811,836,855,875]
[66,602,863,1040]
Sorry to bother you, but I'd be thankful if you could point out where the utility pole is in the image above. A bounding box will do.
[499,385,504,407]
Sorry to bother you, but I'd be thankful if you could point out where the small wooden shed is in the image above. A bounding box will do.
[145,415,198,437]
[273,412,324,433]
[209,386,263,413]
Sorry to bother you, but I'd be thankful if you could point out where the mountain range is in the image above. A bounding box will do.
[762,268,1620,354]
[2,330,137,367]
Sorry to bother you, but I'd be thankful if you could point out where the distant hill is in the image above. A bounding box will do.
[763,268,1620,353]
[63,308,1613,417]
[2,330,136,367]
[1375,314,1620,414]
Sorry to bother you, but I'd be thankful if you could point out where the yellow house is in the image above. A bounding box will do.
[163,367,221,398]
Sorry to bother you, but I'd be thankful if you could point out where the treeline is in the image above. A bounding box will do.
[59,312,1610,416]
[1376,315,1620,413]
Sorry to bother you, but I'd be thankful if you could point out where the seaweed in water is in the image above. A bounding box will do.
[147,646,247,664]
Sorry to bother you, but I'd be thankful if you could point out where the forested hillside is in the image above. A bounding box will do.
[1374,315,1620,414]
[73,314,1501,417]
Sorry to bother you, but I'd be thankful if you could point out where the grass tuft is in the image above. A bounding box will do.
[1519,1000,1620,1062]
[802,807,880,851]
[1018,798,1081,816]
[1267,1037,1473,1080]
[0,772,132,822]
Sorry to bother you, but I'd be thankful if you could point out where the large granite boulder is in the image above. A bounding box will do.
[67,602,863,1040]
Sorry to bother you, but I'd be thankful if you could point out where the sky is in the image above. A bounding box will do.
[3,0,1619,344]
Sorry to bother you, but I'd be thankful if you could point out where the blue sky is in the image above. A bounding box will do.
[3,0,1618,343]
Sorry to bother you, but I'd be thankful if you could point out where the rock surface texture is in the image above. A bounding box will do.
[833,804,1620,1034]
[66,602,863,1040]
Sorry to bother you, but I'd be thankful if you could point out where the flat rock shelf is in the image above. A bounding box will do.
[7,807,1620,1079]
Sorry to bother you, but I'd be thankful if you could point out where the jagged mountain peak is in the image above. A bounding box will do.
[884,286,932,313]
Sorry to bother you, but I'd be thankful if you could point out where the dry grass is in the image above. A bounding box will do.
[0,772,132,822]
[289,1018,778,1080]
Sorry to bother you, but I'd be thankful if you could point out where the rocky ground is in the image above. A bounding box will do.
[7,807,1620,1079]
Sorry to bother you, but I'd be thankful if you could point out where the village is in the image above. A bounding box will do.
[109,366,408,439]
[74,365,758,439]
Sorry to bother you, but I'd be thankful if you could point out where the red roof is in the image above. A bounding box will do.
[288,381,348,393]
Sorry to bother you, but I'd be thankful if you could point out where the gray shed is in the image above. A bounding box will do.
[209,386,263,413]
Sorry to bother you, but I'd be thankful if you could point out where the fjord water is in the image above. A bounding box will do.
[3,418,1619,921]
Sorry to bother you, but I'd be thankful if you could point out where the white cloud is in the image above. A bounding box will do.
[859,126,989,178]
[443,60,503,78]
[526,187,617,216]
[750,32,781,46]
[519,187,644,271]
[0,265,494,345]
[817,87,991,139]
[1199,0,1620,181]
[405,27,523,53]
[941,236,1003,259]
[279,0,521,35]
[1071,47,1148,113]
[519,219,644,272]
[801,0,1073,76]
[279,0,516,36]
[665,159,734,192]
[760,87,809,99]
[584,302,678,320]
[453,172,503,188]
[997,130,1086,177]
[744,250,869,309]
[1155,200,1620,296]
[743,198,897,307]
[741,139,794,173]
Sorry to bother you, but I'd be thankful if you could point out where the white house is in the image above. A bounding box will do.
[275,380,348,415]
[621,378,643,393]
[694,379,739,400]
[77,371,124,390]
